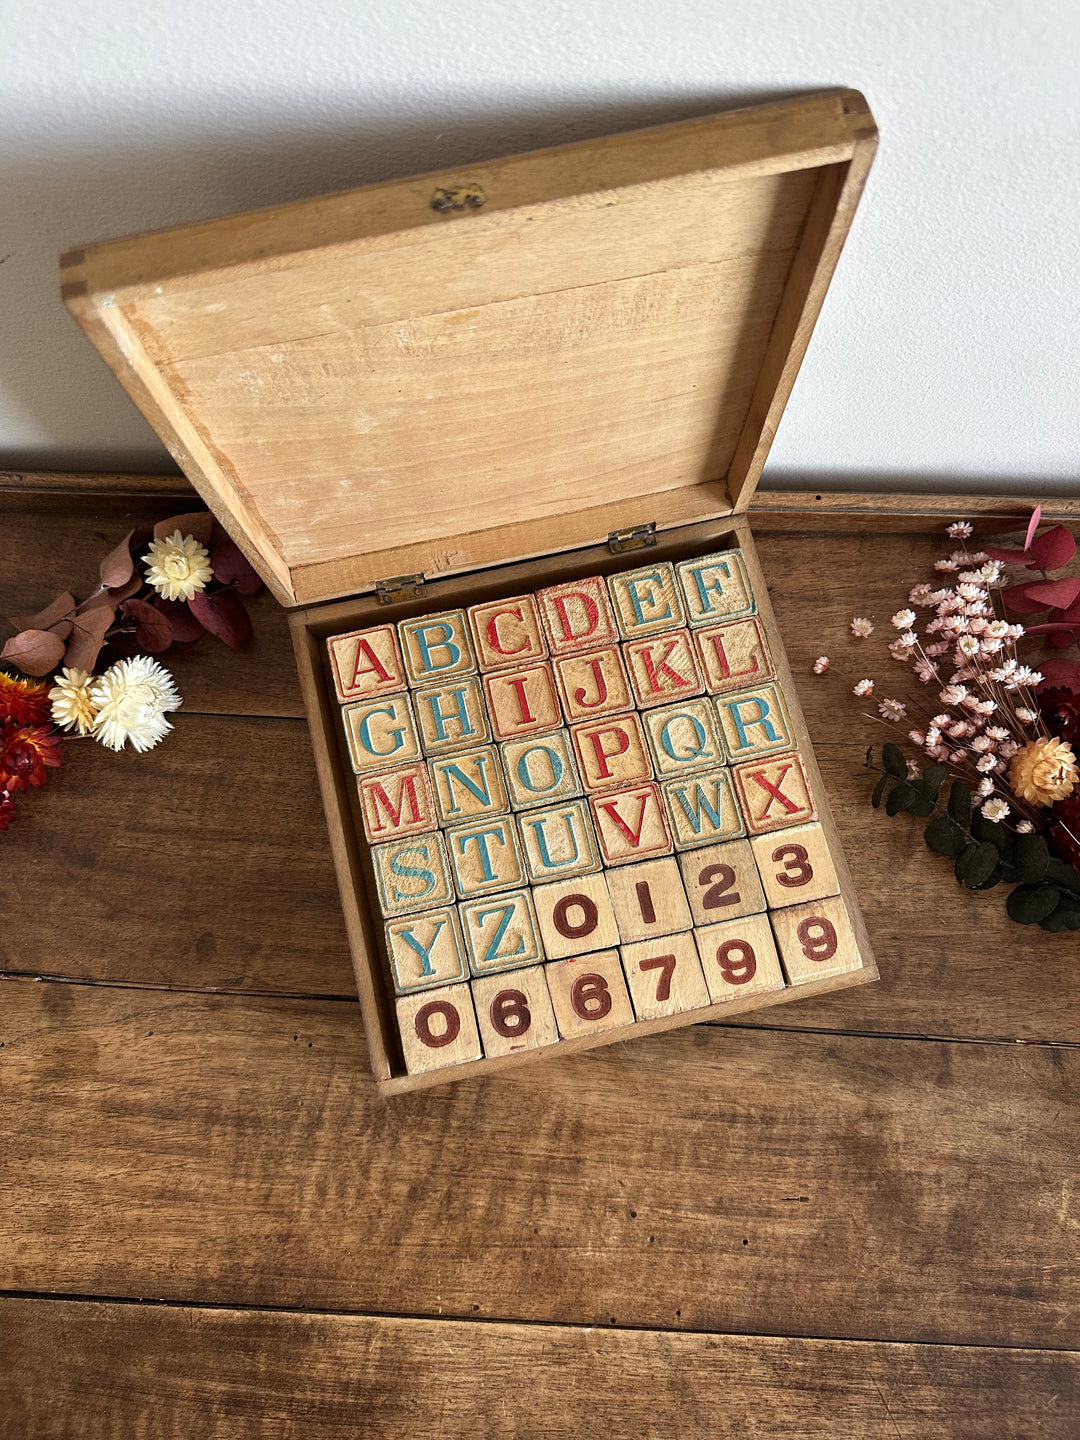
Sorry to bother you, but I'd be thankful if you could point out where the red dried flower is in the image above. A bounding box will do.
[1050,794,1080,875]
[0,791,16,830]
[0,671,51,727]
[1039,687,1080,749]
[0,723,63,792]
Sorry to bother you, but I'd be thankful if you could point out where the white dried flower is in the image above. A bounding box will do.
[1016,820,1034,834]
[986,621,1010,639]
[812,656,830,674]
[971,735,993,753]
[947,521,973,539]
[853,679,875,697]
[850,617,874,638]
[934,559,959,573]
[976,776,995,797]
[940,685,968,705]
[981,797,1010,822]
[1016,708,1038,724]
[957,635,980,657]
[49,666,97,736]
[143,530,213,603]
[909,729,926,747]
[925,726,941,747]
[986,725,1010,741]
[976,753,999,773]
[906,760,921,781]
[909,583,934,605]
[891,609,916,630]
[879,698,907,722]
[90,656,181,753]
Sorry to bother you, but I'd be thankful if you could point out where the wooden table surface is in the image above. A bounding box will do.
[2,478,1078,1438]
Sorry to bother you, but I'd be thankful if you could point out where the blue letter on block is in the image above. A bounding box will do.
[436,755,493,815]
[659,713,709,763]
[390,844,436,903]
[415,623,462,674]
[516,743,565,796]
[357,703,407,757]
[524,810,581,872]
[477,902,526,965]
[425,688,474,743]
[456,827,506,882]
[686,561,732,617]
[625,571,671,627]
[398,919,447,977]
[723,695,781,753]
[671,782,726,836]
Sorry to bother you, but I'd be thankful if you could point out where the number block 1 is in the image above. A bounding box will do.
[471,965,560,1058]
[769,895,864,985]
[693,912,786,1005]
[396,982,483,1075]
[619,933,709,1021]
[545,950,634,1039]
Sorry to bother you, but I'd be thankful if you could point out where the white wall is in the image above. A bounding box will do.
[2,0,1077,491]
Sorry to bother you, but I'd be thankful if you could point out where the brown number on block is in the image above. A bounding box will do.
[490,989,532,1038]
[639,953,676,1002]
[571,973,612,1020]
[553,893,599,939]
[699,862,740,910]
[796,916,838,961]
[414,999,461,1048]
[635,880,656,924]
[772,842,813,888]
[715,939,756,985]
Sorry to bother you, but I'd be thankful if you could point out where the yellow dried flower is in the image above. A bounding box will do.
[49,666,97,735]
[1008,737,1078,807]
[143,530,213,602]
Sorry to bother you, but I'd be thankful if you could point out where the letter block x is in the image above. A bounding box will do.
[732,751,816,835]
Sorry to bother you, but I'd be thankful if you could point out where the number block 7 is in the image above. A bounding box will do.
[619,933,710,1020]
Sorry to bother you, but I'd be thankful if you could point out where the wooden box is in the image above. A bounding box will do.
[61,89,879,1093]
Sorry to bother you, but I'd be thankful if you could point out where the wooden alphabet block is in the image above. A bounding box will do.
[468,594,548,671]
[732,750,816,835]
[357,762,437,843]
[676,550,756,627]
[533,872,621,960]
[327,623,407,704]
[471,965,560,1058]
[678,838,766,926]
[384,906,468,994]
[399,609,477,685]
[604,856,692,942]
[619,932,710,1020]
[607,561,686,639]
[460,889,546,976]
[396,982,483,1075]
[518,799,602,882]
[693,911,786,1005]
[623,628,704,709]
[661,769,746,849]
[501,729,582,810]
[483,663,562,741]
[589,781,673,866]
[570,713,652,792]
[769,894,864,985]
[536,576,618,657]
[695,617,773,695]
[343,693,422,775]
[750,821,840,909]
[445,815,526,898]
[372,832,455,917]
[643,698,725,779]
[545,949,634,1039]
[428,745,509,825]
[413,676,490,753]
[715,683,795,762]
[553,645,632,722]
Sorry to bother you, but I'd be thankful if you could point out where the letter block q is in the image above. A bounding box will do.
[399,610,477,685]
[715,683,794,762]
[750,822,840,909]
[533,873,621,961]
[545,949,634,1039]
[678,839,766,926]
[472,965,560,1059]
[468,594,548,671]
[693,911,786,1005]
[384,906,468,994]
[413,677,490,753]
[605,857,693,943]
[372,832,455,918]
[732,751,816,835]
[358,762,437,843]
[536,576,618,656]
[327,623,406,703]
[343,693,422,776]
[695,618,773,695]
[769,895,864,985]
[676,550,756,627]
[607,560,686,639]
[460,889,546,977]
[643,698,725,779]
[484,663,562,741]
[661,770,745,850]
[396,982,483,1075]
[446,816,526,899]
[620,932,710,1021]
[501,729,582,810]
[518,798,602,883]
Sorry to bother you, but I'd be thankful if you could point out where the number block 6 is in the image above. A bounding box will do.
[677,838,766,927]
[750,821,840,909]
[769,895,863,985]
[471,965,560,1058]
[693,912,786,1005]
[545,950,634,1039]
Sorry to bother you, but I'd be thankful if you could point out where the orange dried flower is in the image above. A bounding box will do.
[0,723,63,792]
[0,671,51,727]
[1008,737,1078,808]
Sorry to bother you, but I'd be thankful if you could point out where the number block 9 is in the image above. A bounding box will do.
[693,912,786,1004]
[396,982,483,1075]
[619,933,710,1021]
[545,950,635,1039]
[677,838,766,927]
[750,822,840,909]
[769,895,864,985]
[471,965,560,1058]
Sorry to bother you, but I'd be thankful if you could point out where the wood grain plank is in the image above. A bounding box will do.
[1,979,1076,1349]
[2,1298,1076,1440]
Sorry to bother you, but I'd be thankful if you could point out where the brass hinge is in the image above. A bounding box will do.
[607,521,657,554]
[376,572,427,605]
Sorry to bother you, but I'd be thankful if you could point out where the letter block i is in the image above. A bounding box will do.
[358,761,437,843]
[398,609,477,685]
[484,663,562,741]
[343,693,422,775]
[623,629,704,709]
[372,833,455,918]
[589,781,673,866]
[695,617,773,695]
[327,623,407,704]
[676,550,756,627]
[384,906,468,994]
[536,576,618,657]
[732,751,816,835]
[460,889,545,976]
[468,594,548,671]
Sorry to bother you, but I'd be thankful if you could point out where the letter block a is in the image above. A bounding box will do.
[327,623,407,704]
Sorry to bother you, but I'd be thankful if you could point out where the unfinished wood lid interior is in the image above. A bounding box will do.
[61,90,877,607]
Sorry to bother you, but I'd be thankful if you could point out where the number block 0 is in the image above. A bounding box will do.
[769,895,863,985]
[677,838,766,927]
[750,821,840,909]
[693,912,786,1005]
[396,981,483,1075]
[619,933,710,1020]
[545,950,634,1039]
[471,965,560,1058]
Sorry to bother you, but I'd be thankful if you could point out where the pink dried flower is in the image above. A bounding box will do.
[891,609,916,630]
[853,679,875,697]
[879,698,907,722]
[976,777,995,797]
[850,617,874,638]
[909,583,934,605]
[909,729,926,746]
[1016,708,1038,724]
[934,559,959,572]
[914,659,938,683]
[888,639,913,662]
[947,521,973,539]
[1016,820,1034,834]
[906,760,921,781]
[812,656,830,675]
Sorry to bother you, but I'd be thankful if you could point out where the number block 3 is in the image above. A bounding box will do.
[620,933,709,1021]
[396,982,483,1075]
[545,950,634,1039]
[678,839,766,927]
[693,912,786,1005]
[769,895,863,985]
[472,965,559,1058]
[750,822,840,909]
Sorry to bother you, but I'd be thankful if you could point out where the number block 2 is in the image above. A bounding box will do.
[472,965,559,1058]
[620,933,709,1020]
[677,839,766,927]
[769,895,864,985]
[545,950,634,1039]
[750,822,840,909]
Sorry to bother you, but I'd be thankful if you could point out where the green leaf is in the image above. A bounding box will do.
[925,816,966,856]
[907,792,935,818]
[1039,909,1070,932]
[1015,833,1050,884]
[1006,883,1062,925]
[871,775,887,809]
[886,783,917,816]
[970,864,1004,891]
[921,765,948,801]
[971,813,1006,851]
[954,844,978,884]
[882,743,907,779]
[957,840,1001,888]
[948,781,972,828]
[1047,858,1080,894]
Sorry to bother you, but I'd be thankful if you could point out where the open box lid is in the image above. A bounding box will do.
[61,89,876,608]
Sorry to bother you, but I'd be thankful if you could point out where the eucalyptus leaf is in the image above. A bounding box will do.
[871,775,887,809]
[954,844,978,884]
[882,743,907,779]
[971,865,1003,891]
[947,781,972,828]
[907,792,935,818]
[925,817,966,856]
[1047,858,1080,894]
[886,783,917,816]
[1015,833,1050,884]
[957,840,1001,888]
[1006,882,1062,925]
[971,813,1006,851]
[920,765,948,801]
